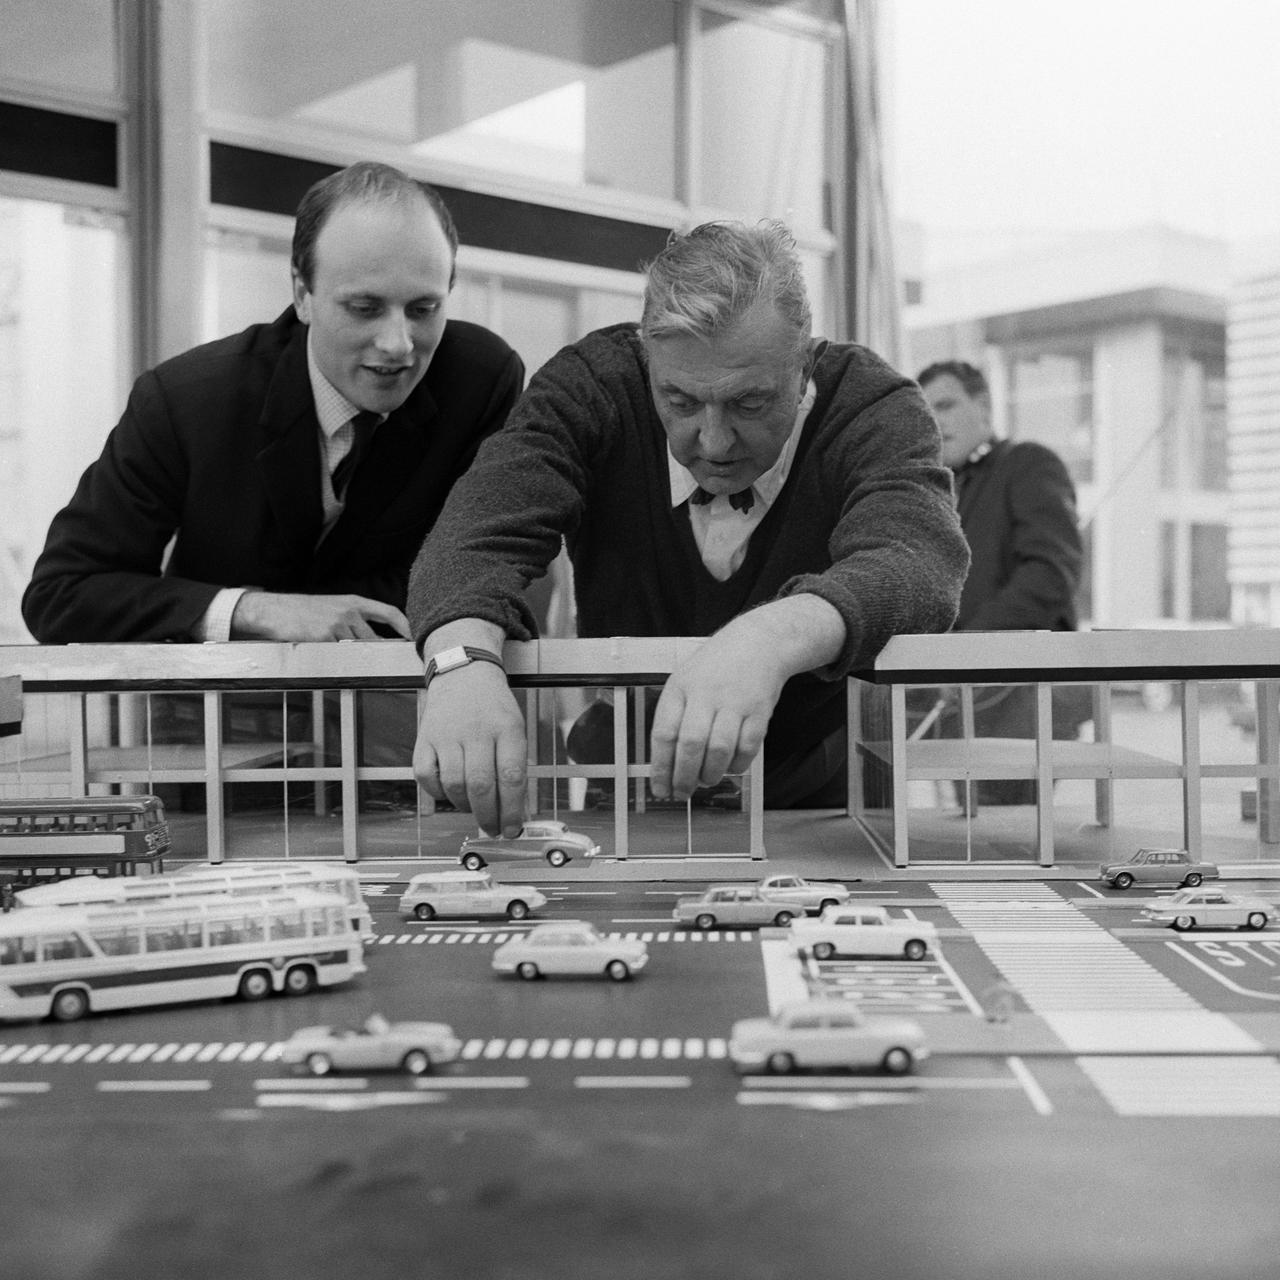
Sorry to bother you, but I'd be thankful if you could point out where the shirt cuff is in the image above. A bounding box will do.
[195,588,248,642]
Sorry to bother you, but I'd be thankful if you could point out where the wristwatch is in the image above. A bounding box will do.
[423,645,504,692]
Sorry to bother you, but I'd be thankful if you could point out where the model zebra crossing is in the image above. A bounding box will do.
[932,881,1280,1116]
[372,929,758,945]
[0,1036,729,1067]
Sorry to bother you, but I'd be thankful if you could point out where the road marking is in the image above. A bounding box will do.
[257,1092,444,1111]
[411,1077,529,1089]
[737,1090,913,1110]
[575,1076,691,1088]
[97,1080,212,1092]
[1077,1056,1280,1115]
[1166,942,1280,1000]
[1006,1056,1053,1116]
[255,1077,368,1090]
[0,1082,51,1093]
[0,1045,28,1064]
[760,937,812,1014]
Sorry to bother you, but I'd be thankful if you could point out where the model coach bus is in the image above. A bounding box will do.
[0,888,365,1022]
[0,795,171,881]
[16,860,373,938]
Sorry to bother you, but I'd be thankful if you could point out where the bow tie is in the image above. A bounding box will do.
[690,485,754,514]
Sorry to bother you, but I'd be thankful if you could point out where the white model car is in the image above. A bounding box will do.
[729,998,928,1075]
[788,904,937,961]
[398,870,547,921]
[755,874,852,914]
[1140,887,1273,932]
[280,1016,461,1076]
[492,920,647,981]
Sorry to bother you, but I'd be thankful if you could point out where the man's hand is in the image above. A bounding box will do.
[649,594,847,800]
[231,592,411,641]
[413,620,526,836]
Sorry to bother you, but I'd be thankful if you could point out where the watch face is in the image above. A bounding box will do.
[433,645,470,673]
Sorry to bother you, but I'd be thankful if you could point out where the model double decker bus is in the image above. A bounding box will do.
[17,860,373,939]
[0,888,365,1022]
[0,795,171,882]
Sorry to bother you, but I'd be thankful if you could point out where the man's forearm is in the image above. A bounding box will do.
[725,593,847,680]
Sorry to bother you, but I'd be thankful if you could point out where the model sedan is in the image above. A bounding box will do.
[1141,887,1273,931]
[280,1015,461,1076]
[492,921,647,981]
[673,885,799,929]
[460,819,599,870]
[1100,847,1220,890]
[788,904,937,961]
[755,874,852,914]
[729,998,928,1076]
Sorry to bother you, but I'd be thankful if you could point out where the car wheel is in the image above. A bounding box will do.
[414,903,436,921]
[766,1051,795,1075]
[606,959,631,982]
[1171,915,1195,932]
[1183,873,1203,888]
[812,941,836,961]
[462,852,485,871]
[50,987,89,1023]
[238,969,273,1001]
[819,898,840,912]
[904,939,927,961]
[881,1047,913,1076]
[694,913,717,931]
[1247,912,1269,931]
[773,910,795,927]
[401,1050,432,1076]
[516,961,540,981]
[305,1053,332,1077]
[1113,873,1134,890]
[507,900,530,921]
[546,849,569,867]
[284,965,316,996]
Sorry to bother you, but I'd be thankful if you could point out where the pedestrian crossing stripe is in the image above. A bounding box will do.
[0,1037,731,1066]
[370,930,758,944]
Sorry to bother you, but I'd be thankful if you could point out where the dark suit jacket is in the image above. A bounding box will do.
[22,309,523,643]
[954,438,1082,632]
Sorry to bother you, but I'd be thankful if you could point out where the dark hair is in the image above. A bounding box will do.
[916,359,989,398]
[290,160,459,291]
[641,220,812,362]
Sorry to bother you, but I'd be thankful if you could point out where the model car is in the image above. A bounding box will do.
[729,998,928,1075]
[755,873,852,914]
[672,885,799,929]
[279,1015,461,1076]
[460,819,599,870]
[1140,887,1273,931]
[492,920,647,981]
[1099,847,1220,890]
[788,904,936,961]
[398,869,547,921]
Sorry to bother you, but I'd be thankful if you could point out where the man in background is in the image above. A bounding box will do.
[918,359,1084,803]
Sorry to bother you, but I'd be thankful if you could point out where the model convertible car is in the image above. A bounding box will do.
[460,820,599,870]
[1100,847,1219,890]
[492,921,647,981]
[1141,887,1273,931]
[729,998,928,1076]
[754,874,852,914]
[280,1015,461,1076]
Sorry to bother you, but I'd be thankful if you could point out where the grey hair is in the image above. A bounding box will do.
[640,220,812,358]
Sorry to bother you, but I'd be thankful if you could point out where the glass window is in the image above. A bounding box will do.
[202,0,678,202]
[268,909,305,940]
[0,936,36,965]
[41,932,91,962]
[1160,521,1177,619]
[696,10,832,229]
[91,926,142,957]
[1190,523,1230,621]
[0,1,118,95]
[0,197,130,645]
[1161,348,1229,492]
[1006,348,1095,485]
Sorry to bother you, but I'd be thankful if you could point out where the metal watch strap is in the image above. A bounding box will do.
[423,645,504,692]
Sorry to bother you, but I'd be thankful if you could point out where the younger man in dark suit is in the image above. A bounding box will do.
[918,359,1084,803]
[23,161,522,644]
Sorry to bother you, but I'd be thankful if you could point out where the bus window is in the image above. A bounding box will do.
[42,933,92,962]
[0,936,36,965]
[268,909,305,940]
[91,926,142,956]
[144,922,201,951]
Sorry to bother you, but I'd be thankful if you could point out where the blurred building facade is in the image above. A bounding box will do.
[902,224,1230,629]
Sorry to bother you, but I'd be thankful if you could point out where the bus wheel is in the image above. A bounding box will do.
[284,965,317,996]
[50,988,89,1022]
[238,969,273,1001]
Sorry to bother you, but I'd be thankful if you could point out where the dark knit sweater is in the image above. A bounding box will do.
[408,324,968,795]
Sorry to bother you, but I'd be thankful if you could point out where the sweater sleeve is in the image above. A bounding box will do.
[773,375,969,677]
[406,335,623,649]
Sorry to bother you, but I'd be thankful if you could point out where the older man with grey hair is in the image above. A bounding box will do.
[407,220,968,835]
